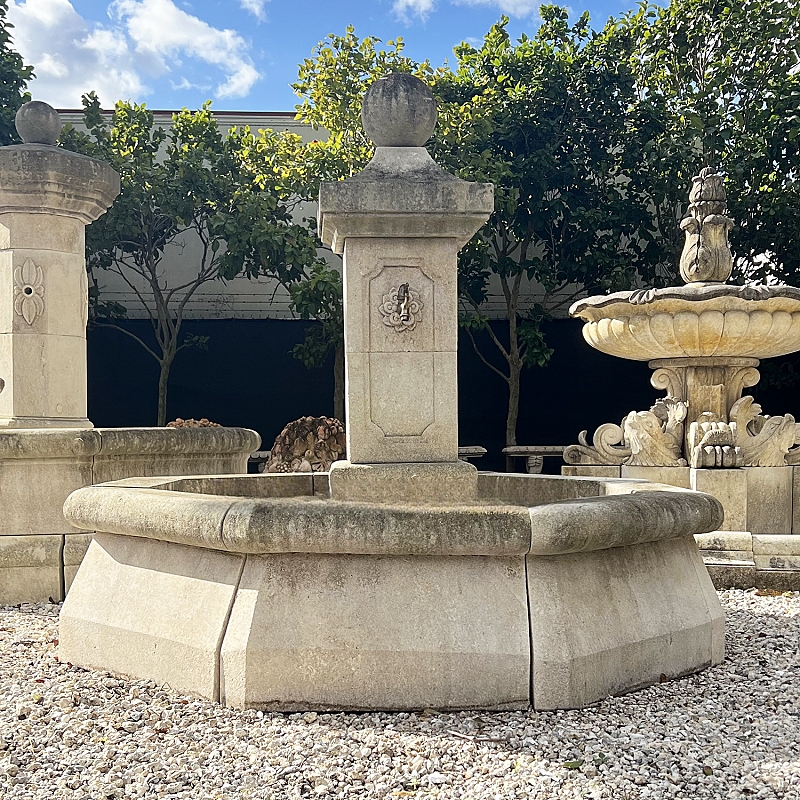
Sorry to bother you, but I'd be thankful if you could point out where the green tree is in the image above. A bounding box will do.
[61,94,318,426]
[431,11,660,457]
[627,0,800,286]
[0,0,34,144]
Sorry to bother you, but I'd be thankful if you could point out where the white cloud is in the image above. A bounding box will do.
[111,0,260,97]
[455,0,541,16]
[8,0,260,108]
[394,0,542,21]
[9,0,145,106]
[393,0,436,22]
[239,0,267,21]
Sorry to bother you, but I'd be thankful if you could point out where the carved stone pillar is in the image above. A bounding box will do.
[318,75,493,465]
[0,102,119,428]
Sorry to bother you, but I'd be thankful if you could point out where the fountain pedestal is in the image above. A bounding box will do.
[0,103,259,603]
[565,168,800,589]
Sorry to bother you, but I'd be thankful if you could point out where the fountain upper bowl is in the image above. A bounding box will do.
[570,283,800,361]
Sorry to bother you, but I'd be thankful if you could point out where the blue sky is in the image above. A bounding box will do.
[9,0,642,112]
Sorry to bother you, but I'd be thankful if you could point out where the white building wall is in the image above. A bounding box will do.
[60,109,571,322]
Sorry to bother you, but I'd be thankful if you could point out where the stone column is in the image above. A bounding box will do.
[318,75,493,487]
[0,101,120,428]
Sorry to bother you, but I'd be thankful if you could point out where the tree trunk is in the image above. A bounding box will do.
[157,355,174,427]
[505,360,522,472]
[333,343,345,424]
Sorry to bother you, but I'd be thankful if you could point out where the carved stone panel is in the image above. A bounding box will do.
[13,258,44,325]
[369,352,435,437]
[369,266,433,353]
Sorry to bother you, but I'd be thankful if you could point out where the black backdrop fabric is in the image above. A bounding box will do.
[87,318,800,473]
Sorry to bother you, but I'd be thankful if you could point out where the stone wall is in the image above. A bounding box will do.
[0,426,259,603]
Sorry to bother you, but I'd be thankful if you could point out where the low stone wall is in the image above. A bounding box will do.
[0,426,260,603]
[563,463,800,589]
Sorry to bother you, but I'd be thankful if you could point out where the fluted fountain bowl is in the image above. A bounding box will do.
[571,283,800,361]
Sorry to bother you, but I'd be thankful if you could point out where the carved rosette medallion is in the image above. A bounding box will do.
[13,259,44,325]
[378,283,423,332]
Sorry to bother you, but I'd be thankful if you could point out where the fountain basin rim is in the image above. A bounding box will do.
[570,282,800,320]
[63,475,722,558]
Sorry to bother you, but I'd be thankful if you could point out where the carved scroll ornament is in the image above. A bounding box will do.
[563,396,687,467]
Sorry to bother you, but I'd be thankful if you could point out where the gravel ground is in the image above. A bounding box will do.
[0,588,798,800]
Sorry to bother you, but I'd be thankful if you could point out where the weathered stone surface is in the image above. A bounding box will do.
[527,490,723,556]
[60,533,244,701]
[695,530,753,553]
[65,484,534,557]
[220,553,530,711]
[15,101,61,145]
[528,536,724,710]
[361,74,437,148]
[0,426,259,603]
[691,468,748,531]
[0,534,62,603]
[622,465,691,488]
[745,466,792,534]
[329,459,477,503]
[561,465,622,478]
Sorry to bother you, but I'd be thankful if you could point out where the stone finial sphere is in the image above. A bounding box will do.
[361,74,437,147]
[15,101,62,145]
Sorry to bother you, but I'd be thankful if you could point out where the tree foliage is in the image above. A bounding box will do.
[627,0,800,286]
[432,10,662,449]
[61,94,318,425]
[0,0,34,145]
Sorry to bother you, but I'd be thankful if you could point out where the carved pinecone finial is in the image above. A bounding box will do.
[679,167,735,284]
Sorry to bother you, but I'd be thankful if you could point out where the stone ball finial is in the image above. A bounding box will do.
[15,101,62,145]
[362,73,437,147]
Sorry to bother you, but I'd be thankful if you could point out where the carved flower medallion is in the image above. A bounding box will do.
[13,259,44,325]
[378,283,423,332]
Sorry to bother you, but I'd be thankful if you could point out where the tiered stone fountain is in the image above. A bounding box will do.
[565,168,800,588]
[60,76,725,712]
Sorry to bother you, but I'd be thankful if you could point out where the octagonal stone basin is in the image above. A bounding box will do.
[60,471,724,712]
[571,284,800,360]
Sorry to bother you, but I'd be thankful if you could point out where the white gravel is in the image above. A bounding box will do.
[0,588,798,800]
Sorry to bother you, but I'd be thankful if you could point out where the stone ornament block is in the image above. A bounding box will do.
[528,536,723,710]
[0,332,88,425]
[220,553,530,711]
[0,212,85,256]
[691,468,748,531]
[622,465,691,488]
[792,466,800,534]
[0,533,62,604]
[0,250,88,336]
[744,467,792,534]
[341,238,461,463]
[561,465,622,478]
[60,534,245,701]
[329,460,478,504]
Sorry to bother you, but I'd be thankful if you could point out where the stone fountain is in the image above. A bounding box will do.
[0,102,258,604]
[565,168,800,588]
[60,76,725,712]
